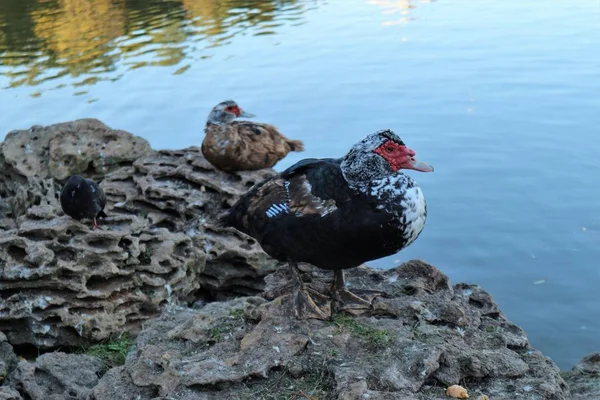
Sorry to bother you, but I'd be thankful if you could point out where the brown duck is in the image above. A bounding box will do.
[201,100,304,172]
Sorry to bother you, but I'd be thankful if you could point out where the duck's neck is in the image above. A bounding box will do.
[341,154,399,192]
[207,110,234,125]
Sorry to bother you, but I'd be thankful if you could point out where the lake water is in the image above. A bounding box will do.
[1,0,599,369]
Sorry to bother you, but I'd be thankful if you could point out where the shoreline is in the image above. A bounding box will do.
[0,119,597,399]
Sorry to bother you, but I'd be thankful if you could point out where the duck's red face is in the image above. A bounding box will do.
[373,140,434,172]
[224,104,242,116]
[223,104,255,118]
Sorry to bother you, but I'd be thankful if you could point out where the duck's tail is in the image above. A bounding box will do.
[287,139,304,152]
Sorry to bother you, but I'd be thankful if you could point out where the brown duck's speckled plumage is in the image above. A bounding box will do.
[201,100,304,172]
[203,121,303,171]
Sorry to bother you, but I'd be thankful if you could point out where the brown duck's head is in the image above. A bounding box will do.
[207,100,256,124]
[341,129,434,185]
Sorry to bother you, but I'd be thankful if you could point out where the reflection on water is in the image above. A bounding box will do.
[0,0,316,94]
[368,0,433,26]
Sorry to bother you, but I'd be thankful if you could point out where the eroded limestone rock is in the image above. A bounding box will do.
[0,119,152,221]
[562,353,600,400]
[0,122,278,349]
[0,332,18,383]
[101,148,280,298]
[88,261,570,400]
[0,387,22,400]
[1,119,152,182]
[0,214,203,347]
[7,352,104,400]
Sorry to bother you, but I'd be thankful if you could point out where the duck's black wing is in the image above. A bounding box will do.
[222,157,410,269]
[86,179,107,218]
[60,179,80,219]
[220,157,351,240]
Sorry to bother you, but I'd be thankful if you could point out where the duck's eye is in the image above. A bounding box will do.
[385,146,395,153]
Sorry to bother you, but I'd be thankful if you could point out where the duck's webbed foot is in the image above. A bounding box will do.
[330,270,382,315]
[91,218,99,230]
[289,261,331,320]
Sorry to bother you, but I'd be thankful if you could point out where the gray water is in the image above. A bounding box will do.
[1,0,599,369]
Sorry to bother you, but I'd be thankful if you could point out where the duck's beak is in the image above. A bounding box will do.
[405,157,434,172]
[238,109,255,118]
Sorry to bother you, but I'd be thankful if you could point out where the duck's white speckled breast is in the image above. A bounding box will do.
[369,173,427,246]
[399,185,427,245]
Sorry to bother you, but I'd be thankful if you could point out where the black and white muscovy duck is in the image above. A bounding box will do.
[60,175,107,229]
[220,129,434,319]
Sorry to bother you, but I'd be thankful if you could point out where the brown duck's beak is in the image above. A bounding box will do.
[404,157,434,172]
[239,109,255,118]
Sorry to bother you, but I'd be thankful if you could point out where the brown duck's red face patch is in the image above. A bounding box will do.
[224,105,241,116]
[373,140,434,173]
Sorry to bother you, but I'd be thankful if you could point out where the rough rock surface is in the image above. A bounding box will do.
[1,118,152,182]
[1,275,596,400]
[83,261,569,400]
[562,353,600,400]
[1,332,103,399]
[0,387,22,400]
[0,333,18,383]
[0,121,278,349]
[102,148,280,298]
[0,119,152,222]
[7,352,104,400]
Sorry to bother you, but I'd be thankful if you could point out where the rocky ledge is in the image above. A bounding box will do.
[0,119,279,349]
[0,120,598,399]
[0,262,598,400]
